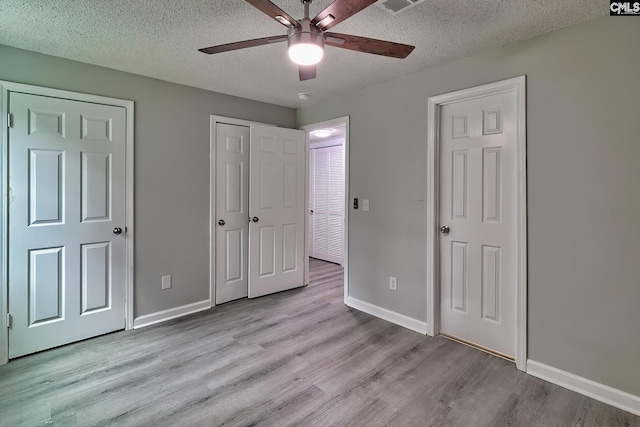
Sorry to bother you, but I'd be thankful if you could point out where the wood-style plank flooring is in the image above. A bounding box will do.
[1,259,638,426]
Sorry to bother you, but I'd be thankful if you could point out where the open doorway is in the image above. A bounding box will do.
[302,117,349,303]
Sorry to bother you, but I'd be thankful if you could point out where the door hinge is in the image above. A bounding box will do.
[6,313,10,329]
[7,113,12,128]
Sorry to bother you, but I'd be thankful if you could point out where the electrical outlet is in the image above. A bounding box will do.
[389,276,397,291]
[162,275,172,290]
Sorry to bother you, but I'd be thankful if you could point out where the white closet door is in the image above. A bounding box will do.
[310,145,343,264]
[308,149,315,256]
[215,123,249,304]
[248,125,306,298]
[311,147,329,259]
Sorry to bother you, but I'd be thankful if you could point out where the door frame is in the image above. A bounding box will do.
[301,116,350,304]
[208,115,277,307]
[426,77,527,370]
[0,81,135,365]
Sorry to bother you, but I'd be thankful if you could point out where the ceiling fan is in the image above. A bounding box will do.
[199,0,415,81]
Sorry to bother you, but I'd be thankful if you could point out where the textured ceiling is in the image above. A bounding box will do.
[0,1,606,108]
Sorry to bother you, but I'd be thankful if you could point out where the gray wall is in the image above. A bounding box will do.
[0,45,296,320]
[298,16,640,397]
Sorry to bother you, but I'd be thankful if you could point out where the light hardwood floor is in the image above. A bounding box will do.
[0,258,638,426]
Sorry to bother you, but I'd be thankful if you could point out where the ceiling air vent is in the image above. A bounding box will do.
[376,0,427,16]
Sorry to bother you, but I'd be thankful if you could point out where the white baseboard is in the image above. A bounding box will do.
[346,296,429,335]
[133,300,211,329]
[527,360,640,416]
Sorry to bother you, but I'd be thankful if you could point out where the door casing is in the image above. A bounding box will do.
[0,81,135,365]
[301,117,350,305]
[426,76,527,370]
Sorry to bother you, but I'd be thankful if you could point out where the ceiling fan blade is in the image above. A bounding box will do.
[325,32,415,58]
[311,0,378,30]
[199,35,287,54]
[244,0,300,28]
[299,65,317,81]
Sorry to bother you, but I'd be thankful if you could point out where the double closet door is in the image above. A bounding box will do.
[215,123,306,304]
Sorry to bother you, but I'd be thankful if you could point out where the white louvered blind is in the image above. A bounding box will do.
[308,149,315,254]
[310,144,344,264]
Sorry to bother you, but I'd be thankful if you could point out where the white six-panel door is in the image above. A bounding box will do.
[439,91,517,357]
[215,124,250,304]
[248,125,306,298]
[8,92,126,358]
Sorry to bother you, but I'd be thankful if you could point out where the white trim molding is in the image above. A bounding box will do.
[426,76,527,370]
[0,80,135,365]
[527,360,640,416]
[346,297,429,335]
[301,116,350,305]
[133,300,211,329]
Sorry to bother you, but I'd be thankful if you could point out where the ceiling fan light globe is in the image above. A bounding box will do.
[288,43,324,65]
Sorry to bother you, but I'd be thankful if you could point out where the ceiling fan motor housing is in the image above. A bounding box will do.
[288,18,325,64]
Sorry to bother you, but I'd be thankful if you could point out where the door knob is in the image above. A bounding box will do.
[252,216,259,223]
[440,225,450,235]
[218,219,225,226]
[113,227,123,235]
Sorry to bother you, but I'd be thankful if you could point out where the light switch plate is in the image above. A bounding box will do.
[162,275,172,290]
[362,199,370,211]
